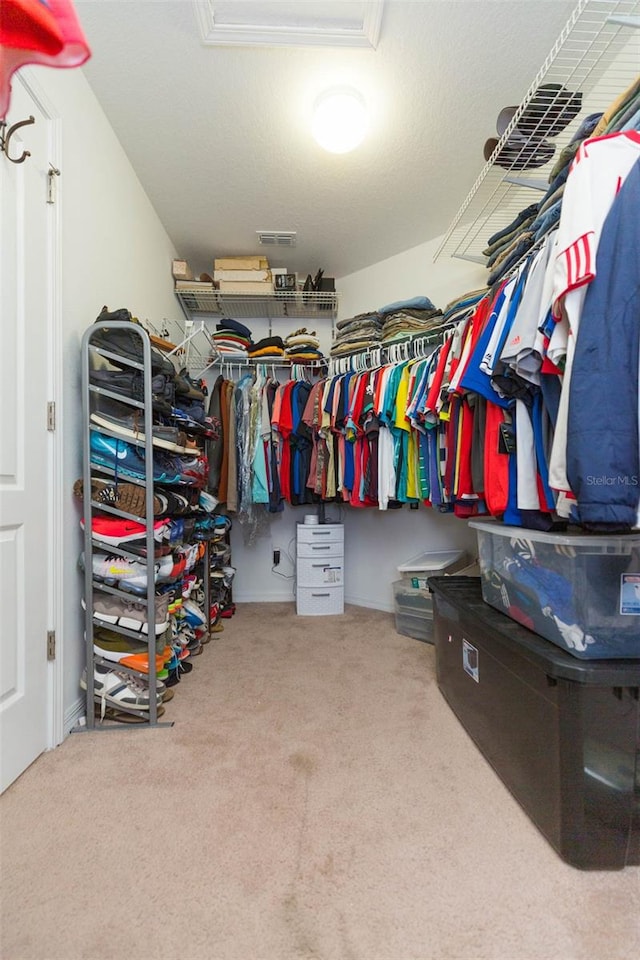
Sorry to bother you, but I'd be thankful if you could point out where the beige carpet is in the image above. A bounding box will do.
[1,603,638,960]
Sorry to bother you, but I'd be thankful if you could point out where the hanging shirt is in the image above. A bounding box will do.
[546,130,640,496]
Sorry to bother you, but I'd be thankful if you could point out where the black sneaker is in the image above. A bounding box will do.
[91,311,175,377]
[95,306,132,324]
[89,369,174,417]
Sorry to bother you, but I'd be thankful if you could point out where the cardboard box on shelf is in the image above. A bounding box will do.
[213,269,271,282]
[174,279,215,290]
[213,256,269,271]
[172,259,193,280]
[217,280,274,294]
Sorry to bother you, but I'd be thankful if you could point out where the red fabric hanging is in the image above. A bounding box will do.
[0,0,91,117]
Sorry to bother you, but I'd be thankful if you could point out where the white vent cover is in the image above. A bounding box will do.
[256,230,297,247]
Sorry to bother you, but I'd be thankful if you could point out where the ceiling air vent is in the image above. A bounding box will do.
[256,230,297,247]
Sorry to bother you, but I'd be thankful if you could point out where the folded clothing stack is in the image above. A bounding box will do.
[441,288,489,326]
[284,327,324,362]
[329,311,383,357]
[212,318,253,357]
[377,295,442,344]
[247,336,285,359]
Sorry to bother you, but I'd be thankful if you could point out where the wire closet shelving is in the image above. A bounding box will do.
[435,0,640,265]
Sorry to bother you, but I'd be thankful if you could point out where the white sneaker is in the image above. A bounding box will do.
[80,664,163,718]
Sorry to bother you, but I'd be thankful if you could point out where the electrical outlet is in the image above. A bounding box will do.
[273,549,281,566]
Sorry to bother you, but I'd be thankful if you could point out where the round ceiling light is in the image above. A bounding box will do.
[312,88,368,154]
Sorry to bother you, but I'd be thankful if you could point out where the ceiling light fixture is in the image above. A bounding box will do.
[312,87,368,154]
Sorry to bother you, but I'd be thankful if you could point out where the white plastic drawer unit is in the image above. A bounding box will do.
[297,557,344,587]
[296,523,344,543]
[296,522,344,559]
[297,539,343,559]
[296,523,344,616]
[296,586,344,616]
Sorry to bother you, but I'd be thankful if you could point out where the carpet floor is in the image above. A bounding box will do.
[1,602,638,960]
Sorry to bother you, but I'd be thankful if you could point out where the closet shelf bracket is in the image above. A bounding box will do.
[502,176,549,192]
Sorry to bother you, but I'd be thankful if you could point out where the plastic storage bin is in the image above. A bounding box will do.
[469,521,640,659]
[393,580,435,642]
[429,576,640,870]
[397,549,467,589]
[393,549,467,642]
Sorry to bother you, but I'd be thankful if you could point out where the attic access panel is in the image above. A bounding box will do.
[194,0,384,48]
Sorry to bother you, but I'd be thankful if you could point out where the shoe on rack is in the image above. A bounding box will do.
[157,555,186,583]
[182,599,207,629]
[81,663,163,717]
[199,491,219,513]
[170,407,209,434]
[89,368,175,417]
[94,306,132,324]
[87,590,170,635]
[174,369,206,402]
[90,400,187,453]
[81,514,169,546]
[181,575,200,600]
[155,453,207,488]
[94,704,166,724]
[73,477,163,517]
[92,626,169,661]
[79,550,153,585]
[165,519,185,545]
[90,432,182,484]
[91,310,175,377]
[172,397,206,423]
[118,651,168,674]
[155,490,186,517]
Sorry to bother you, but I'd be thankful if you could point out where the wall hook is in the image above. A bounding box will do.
[0,115,35,163]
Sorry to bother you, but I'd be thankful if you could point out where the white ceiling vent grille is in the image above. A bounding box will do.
[256,230,297,247]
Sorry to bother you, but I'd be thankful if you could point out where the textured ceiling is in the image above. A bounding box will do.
[76,0,578,278]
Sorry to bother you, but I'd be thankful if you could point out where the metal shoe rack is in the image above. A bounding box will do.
[80,321,213,728]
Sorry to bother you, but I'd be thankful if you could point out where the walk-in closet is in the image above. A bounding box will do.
[2,2,640,958]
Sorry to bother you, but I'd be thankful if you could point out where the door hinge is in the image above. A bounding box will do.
[47,630,56,660]
[47,401,55,431]
[47,164,60,204]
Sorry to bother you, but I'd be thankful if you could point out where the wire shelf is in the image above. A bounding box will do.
[435,0,640,265]
[174,285,339,321]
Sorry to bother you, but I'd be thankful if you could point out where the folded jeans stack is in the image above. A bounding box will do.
[330,311,383,357]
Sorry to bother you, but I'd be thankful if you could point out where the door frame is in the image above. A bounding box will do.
[14,69,65,749]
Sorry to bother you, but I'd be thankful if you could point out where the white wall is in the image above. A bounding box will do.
[33,58,489,727]
[25,65,180,731]
[232,235,488,611]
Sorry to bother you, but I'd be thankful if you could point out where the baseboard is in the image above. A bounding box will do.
[233,591,394,612]
[233,590,296,604]
[344,593,395,614]
[64,697,86,736]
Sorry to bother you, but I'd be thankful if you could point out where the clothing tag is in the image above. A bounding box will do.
[499,421,517,454]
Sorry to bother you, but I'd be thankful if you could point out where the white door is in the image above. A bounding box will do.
[0,79,53,791]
